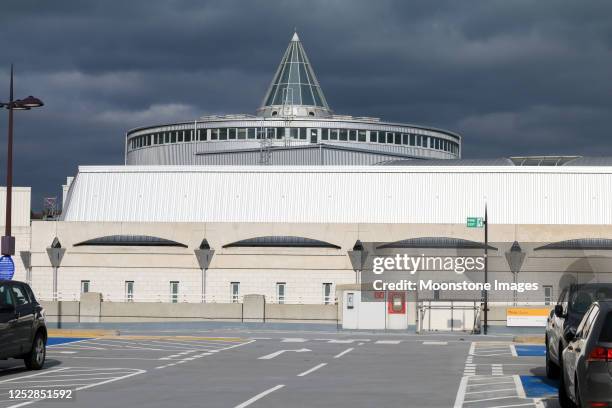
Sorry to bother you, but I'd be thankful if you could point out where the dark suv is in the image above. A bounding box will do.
[0,280,47,370]
[546,283,612,378]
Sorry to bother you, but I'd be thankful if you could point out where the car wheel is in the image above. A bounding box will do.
[558,357,576,408]
[24,332,46,370]
[546,339,560,379]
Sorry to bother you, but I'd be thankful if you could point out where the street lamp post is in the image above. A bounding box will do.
[1,64,44,257]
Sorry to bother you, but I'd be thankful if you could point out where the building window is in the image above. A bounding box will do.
[276,282,286,304]
[310,129,318,143]
[370,131,377,142]
[237,128,247,139]
[402,133,409,145]
[185,130,192,142]
[219,128,228,140]
[248,128,256,139]
[229,128,237,139]
[378,132,385,144]
[339,129,348,141]
[290,128,298,139]
[211,129,219,140]
[230,282,240,303]
[323,283,333,305]
[544,285,553,305]
[125,281,134,302]
[171,132,177,143]
[81,280,90,293]
[410,134,416,146]
[170,281,179,303]
[349,130,357,141]
[178,131,184,142]
[394,133,401,145]
[299,128,307,140]
[330,129,338,140]
[321,129,329,140]
[358,130,367,142]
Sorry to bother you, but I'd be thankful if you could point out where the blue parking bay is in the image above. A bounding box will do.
[520,376,558,398]
[515,344,546,356]
[47,337,91,346]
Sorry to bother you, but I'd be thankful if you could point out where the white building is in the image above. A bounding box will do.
[22,163,612,304]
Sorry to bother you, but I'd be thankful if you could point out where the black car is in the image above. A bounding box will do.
[0,280,47,370]
[559,301,612,408]
[545,283,612,379]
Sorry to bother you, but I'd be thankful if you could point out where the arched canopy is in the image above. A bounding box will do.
[74,235,187,248]
[377,237,497,250]
[223,236,340,249]
[535,238,612,251]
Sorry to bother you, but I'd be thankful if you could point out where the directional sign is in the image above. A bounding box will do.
[466,217,484,228]
[258,348,311,360]
[0,256,15,280]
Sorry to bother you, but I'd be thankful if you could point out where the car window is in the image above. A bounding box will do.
[570,290,595,314]
[599,312,612,342]
[10,284,30,306]
[0,284,14,306]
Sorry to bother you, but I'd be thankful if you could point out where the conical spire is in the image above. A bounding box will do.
[257,32,332,118]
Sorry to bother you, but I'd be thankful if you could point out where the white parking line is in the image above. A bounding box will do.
[233,384,285,408]
[513,375,526,399]
[297,363,327,377]
[333,348,354,359]
[423,341,448,345]
[375,340,401,344]
[282,338,307,343]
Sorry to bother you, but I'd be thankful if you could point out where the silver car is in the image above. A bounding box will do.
[560,300,612,408]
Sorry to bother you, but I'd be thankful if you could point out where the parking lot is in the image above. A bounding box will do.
[0,330,559,408]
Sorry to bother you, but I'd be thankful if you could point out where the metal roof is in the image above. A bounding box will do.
[379,158,512,166]
[61,165,612,225]
[222,236,340,249]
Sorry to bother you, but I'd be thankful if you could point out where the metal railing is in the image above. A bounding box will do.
[36,292,338,305]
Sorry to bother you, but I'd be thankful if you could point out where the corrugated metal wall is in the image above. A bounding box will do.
[125,141,455,165]
[62,166,612,225]
[0,187,31,227]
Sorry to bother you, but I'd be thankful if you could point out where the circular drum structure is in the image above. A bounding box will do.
[125,33,462,166]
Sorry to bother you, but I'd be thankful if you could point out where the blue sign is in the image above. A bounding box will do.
[0,256,15,280]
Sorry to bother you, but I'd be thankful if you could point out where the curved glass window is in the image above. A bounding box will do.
[223,236,340,249]
[75,235,187,248]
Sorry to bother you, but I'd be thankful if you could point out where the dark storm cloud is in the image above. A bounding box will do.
[0,0,611,208]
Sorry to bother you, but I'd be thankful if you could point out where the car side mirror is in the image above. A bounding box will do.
[554,304,565,318]
[564,326,577,342]
[0,304,15,314]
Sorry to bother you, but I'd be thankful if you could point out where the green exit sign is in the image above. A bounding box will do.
[467,217,484,228]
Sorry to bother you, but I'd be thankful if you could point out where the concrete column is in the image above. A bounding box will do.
[242,294,265,323]
[80,292,102,323]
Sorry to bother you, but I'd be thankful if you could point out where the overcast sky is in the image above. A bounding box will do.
[1,0,612,208]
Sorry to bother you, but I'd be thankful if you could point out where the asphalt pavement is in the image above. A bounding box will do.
[0,329,558,408]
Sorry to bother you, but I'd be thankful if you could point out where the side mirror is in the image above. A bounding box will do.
[0,304,15,314]
[564,326,577,342]
[554,305,565,318]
